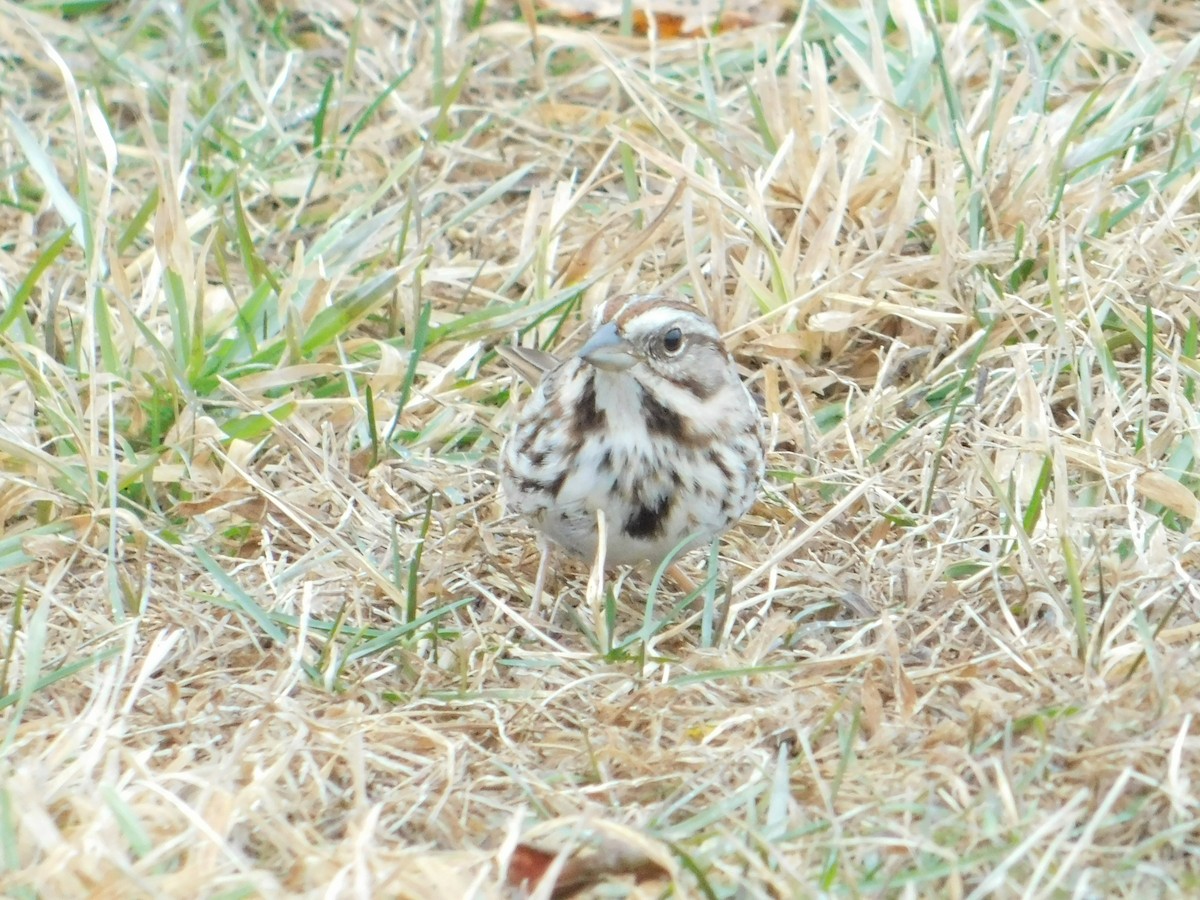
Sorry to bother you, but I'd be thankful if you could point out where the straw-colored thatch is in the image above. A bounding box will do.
[2,0,1200,895]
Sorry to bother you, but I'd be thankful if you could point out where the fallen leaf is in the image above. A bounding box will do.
[536,0,786,37]
[507,841,670,898]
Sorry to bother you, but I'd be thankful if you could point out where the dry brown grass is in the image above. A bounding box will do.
[3,0,1200,895]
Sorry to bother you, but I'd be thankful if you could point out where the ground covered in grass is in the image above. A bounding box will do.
[3,0,1200,896]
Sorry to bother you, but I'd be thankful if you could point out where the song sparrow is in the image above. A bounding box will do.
[499,293,765,590]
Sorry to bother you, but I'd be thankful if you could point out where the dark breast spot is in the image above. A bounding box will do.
[570,371,604,438]
[624,492,673,539]
[548,470,567,497]
[707,448,732,481]
[642,389,686,440]
[518,472,566,497]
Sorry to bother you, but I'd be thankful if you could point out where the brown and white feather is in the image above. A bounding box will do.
[500,293,765,568]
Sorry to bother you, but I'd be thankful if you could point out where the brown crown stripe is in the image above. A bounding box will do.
[597,294,701,328]
[618,299,700,327]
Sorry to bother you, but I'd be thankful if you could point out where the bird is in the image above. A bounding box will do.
[498,292,765,606]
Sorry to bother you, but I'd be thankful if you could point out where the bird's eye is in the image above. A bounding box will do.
[662,327,684,354]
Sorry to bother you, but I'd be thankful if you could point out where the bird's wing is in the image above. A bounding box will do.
[494,344,560,386]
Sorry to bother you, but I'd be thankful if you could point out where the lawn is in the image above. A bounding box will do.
[2,0,1200,896]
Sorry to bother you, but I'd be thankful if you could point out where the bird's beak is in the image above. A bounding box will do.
[578,321,638,372]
